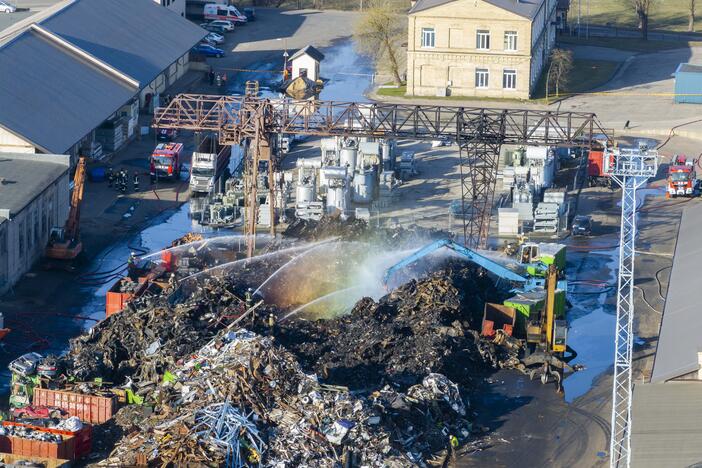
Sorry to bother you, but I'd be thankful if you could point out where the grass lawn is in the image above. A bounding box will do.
[377,85,407,97]
[574,0,697,32]
[559,35,702,52]
[531,58,620,100]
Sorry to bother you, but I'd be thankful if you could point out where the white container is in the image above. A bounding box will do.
[498,208,520,235]
[321,166,348,181]
[353,170,374,203]
[296,184,315,203]
[340,146,358,170]
[327,186,349,214]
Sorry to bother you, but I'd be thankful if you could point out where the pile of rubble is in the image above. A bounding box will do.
[269,266,501,389]
[102,329,473,466]
[62,276,246,387]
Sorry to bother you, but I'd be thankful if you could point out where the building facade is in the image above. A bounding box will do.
[0,154,70,294]
[406,0,557,99]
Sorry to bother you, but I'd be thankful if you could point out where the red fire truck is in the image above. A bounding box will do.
[667,155,696,198]
[150,143,183,181]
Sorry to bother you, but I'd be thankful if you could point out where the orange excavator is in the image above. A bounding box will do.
[46,156,86,260]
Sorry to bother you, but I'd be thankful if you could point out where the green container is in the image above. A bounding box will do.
[537,243,567,271]
[504,290,546,335]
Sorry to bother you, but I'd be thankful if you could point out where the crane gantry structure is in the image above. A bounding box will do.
[154,93,609,256]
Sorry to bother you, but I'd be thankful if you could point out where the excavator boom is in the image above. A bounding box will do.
[383,239,533,288]
[45,156,86,261]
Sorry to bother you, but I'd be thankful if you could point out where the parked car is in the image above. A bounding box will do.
[208,20,235,32]
[157,128,178,142]
[571,215,592,236]
[200,22,227,34]
[243,7,256,21]
[192,43,225,58]
[204,32,225,45]
[0,1,16,13]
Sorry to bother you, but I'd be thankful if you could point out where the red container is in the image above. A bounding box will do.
[3,421,92,460]
[33,389,116,424]
[106,288,133,317]
[0,434,75,460]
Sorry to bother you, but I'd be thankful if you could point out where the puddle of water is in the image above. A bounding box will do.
[563,246,618,402]
[318,40,372,102]
[226,39,373,103]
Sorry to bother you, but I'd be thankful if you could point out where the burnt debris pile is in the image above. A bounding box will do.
[268,267,501,390]
[45,221,508,466]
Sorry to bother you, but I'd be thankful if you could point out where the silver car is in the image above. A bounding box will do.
[0,1,16,13]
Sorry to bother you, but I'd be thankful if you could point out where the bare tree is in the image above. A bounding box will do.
[690,0,696,31]
[354,0,406,85]
[631,0,655,39]
[547,49,574,98]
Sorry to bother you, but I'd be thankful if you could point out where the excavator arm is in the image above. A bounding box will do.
[65,157,86,242]
[383,239,533,288]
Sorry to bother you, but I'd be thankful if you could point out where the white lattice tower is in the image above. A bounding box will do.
[604,144,658,468]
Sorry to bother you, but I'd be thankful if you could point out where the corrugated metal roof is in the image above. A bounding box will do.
[0,153,70,217]
[410,0,544,19]
[631,382,702,467]
[676,62,702,74]
[0,28,137,154]
[39,0,206,86]
[651,202,702,383]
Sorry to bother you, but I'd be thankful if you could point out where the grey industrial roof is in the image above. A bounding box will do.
[0,28,137,154]
[651,202,702,383]
[0,0,206,154]
[676,62,702,74]
[0,153,70,217]
[290,45,325,63]
[631,382,702,467]
[409,0,544,19]
[38,0,207,86]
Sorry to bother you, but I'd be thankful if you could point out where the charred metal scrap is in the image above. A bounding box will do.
[101,329,472,467]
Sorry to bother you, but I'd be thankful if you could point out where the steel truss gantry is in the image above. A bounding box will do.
[154,94,608,251]
[604,144,658,468]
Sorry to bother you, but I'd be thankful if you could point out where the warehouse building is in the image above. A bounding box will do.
[651,201,702,383]
[0,153,71,295]
[0,0,206,158]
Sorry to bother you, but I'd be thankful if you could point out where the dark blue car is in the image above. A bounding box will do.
[192,44,225,58]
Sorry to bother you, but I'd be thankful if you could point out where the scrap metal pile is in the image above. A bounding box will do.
[63,275,244,387]
[39,220,514,465]
[268,267,502,389]
[102,329,473,467]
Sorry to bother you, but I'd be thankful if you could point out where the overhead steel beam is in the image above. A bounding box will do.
[154,95,610,250]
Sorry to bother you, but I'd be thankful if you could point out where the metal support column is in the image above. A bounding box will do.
[458,110,506,248]
[606,145,658,468]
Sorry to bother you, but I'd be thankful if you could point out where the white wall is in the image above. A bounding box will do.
[155,0,185,17]
[292,55,320,82]
[0,157,70,294]
[0,127,36,153]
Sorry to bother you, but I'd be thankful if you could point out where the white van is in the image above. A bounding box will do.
[203,4,247,23]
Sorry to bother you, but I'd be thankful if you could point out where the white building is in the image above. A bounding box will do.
[0,153,70,294]
[155,0,186,17]
[290,45,325,83]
